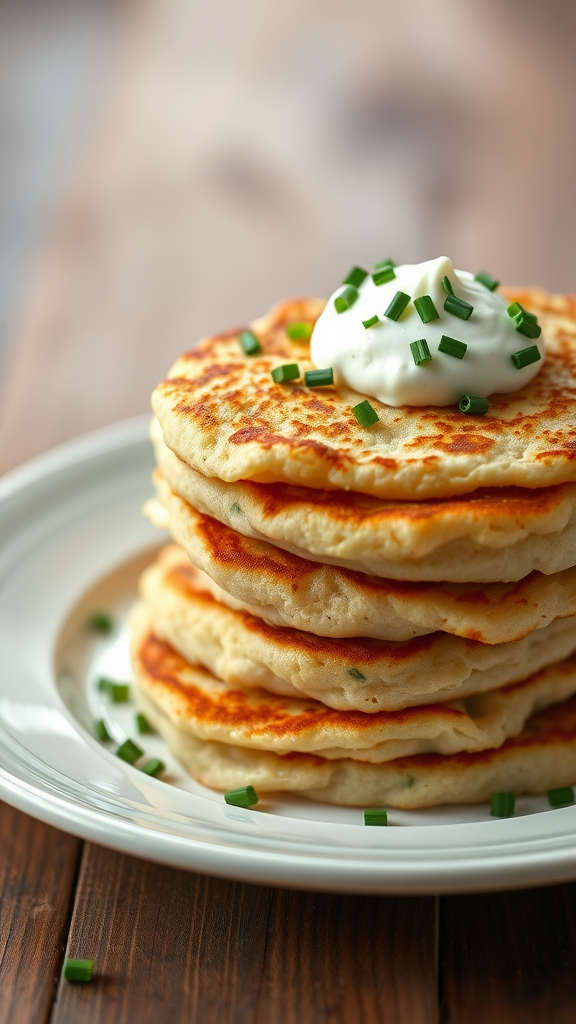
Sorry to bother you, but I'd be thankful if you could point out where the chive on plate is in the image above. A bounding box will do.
[116,739,143,765]
[225,785,259,808]
[548,787,574,808]
[98,677,130,703]
[142,758,165,778]
[89,611,113,634]
[490,792,515,818]
[364,809,388,826]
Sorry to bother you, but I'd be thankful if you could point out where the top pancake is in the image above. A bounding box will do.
[152,290,576,500]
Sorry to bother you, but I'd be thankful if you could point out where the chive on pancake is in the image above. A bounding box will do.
[152,291,576,501]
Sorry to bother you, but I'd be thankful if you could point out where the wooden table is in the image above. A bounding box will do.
[3,786,576,1022]
[2,3,576,1020]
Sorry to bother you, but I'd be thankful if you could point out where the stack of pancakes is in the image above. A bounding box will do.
[132,290,576,808]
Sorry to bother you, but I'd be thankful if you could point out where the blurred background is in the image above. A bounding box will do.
[1,0,575,467]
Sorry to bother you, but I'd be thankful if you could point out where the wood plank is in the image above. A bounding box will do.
[440,885,576,1023]
[51,842,273,1024]
[0,802,81,1024]
[255,890,438,1024]
[52,842,438,1024]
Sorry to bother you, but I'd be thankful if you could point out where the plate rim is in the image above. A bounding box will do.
[2,416,576,893]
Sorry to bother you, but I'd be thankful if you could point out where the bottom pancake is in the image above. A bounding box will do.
[131,605,576,807]
[135,683,576,809]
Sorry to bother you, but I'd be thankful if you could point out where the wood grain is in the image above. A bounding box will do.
[0,802,81,1024]
[441,885,576,1023]
[51,842,438,1024]
[255,889,438,1024]
[51,842,272,1024]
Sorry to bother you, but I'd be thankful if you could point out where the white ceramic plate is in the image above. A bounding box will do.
[2,417,576,893]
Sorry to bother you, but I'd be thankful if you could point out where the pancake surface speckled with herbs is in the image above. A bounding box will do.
[151,290,576,500]
[145,482,576,642]
[151,421,576,582]
[139,544,576,711]
[131,608,576,807]
[131,603,576,763]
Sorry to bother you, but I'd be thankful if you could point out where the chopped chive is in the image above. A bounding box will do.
[507,302,538,324]
[97,678,130,703]
[136,712,154,735]
[224,785,259,808]
[142,758,165,778]
[515,317,542,339]
[414,295,439,324]
[89,612,113,634]
[64,959,94,983]
[410,339,432,366]
[490,791,515,818]
[362,315,379,329]
[508,302,541,337]
[239,330,262,356]
[271,363,300,383]
[343,265,368,288]
[286,322,312,341]
[384,291,411,321]
[95,719,111,742]
[459,394,489,415]
[438,335,467,359]
[511,345,541,369]
[230,502,242,514]
[116,739,143,765]
[548,786,574,808]
[443,276,454,295]
[475,270,500,291]
[305,368,333,388]
[334,285,359,314]
[348,667,366,680]
[110,686,129,705]
[364,808,388,826]
[372,265,396,286]
[374,258,395,270]
[444,294,473,320]
[352,400,379,427]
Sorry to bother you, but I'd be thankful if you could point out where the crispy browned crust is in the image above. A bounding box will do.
[392,688,576,772]
[134,622,576,743]
[152,290,576,499]
[159,502,576,643]
[136,629,469,740]
[166,557,439,663]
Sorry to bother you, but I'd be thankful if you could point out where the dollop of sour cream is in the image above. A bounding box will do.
[310,255,545,407]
